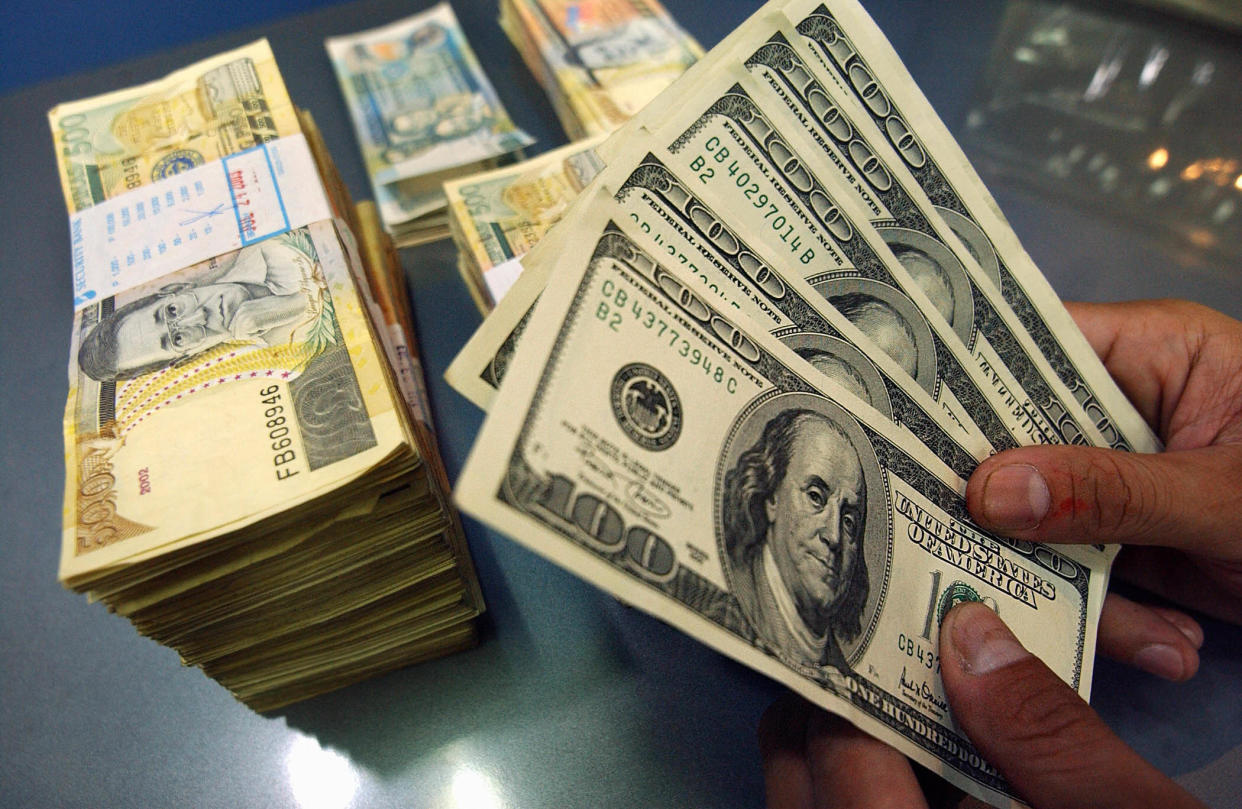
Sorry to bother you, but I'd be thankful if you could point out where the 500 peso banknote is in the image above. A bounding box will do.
[49,40,298,215]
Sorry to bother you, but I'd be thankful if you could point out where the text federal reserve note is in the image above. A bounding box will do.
[779,0,1156,453]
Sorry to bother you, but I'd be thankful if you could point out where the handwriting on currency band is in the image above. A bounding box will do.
[52,48,295,215]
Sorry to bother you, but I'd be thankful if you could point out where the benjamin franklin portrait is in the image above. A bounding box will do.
[781,332,893,420]
[718,395,888,676]
[810,276,939,396]
[877,226,974,345]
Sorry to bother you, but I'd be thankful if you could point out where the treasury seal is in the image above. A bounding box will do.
[610,363,682,451]
[937,581,985,627]
[152,149,204,179]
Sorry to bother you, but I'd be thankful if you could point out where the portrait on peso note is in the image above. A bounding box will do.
[66,225,381,559]
[76,230,330,386]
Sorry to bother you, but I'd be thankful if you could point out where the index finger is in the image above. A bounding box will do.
[1062,299,1209,431]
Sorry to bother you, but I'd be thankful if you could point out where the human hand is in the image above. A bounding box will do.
[758,602,1207,809]
[967,300,1242,679]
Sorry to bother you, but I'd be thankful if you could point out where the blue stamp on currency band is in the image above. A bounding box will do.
[152,149,203,180]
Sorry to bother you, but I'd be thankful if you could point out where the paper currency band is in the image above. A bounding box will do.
[68,133,334,311]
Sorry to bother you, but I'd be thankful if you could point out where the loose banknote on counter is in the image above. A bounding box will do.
[328,3,534,245]
[49,40,482,711]
[446,0,1161,805]
[500,0,704,138]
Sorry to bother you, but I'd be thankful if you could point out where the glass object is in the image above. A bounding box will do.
[963,0,1242,263]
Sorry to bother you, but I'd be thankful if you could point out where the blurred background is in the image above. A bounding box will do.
[6,0,1240,268]
[0,1,342,92]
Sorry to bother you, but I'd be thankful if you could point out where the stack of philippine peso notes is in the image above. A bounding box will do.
[50,40,483,712]
[328,3,534,247]
[444,135,606,314]
[500,0,704,139]
[443,0,704,314]
[447,0,1162,805]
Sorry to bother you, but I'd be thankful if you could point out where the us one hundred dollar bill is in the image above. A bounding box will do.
[614,66,1101,452]
[775,0,1156,453]
[598,0,1156,455]
[449,171,991,481]
[451,79,1063,454]
[733,32,1104,449]
[455,207,1106,808]
[602,150,997,476]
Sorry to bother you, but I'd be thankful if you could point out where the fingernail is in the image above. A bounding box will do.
[1164,614,1204,649]
[980,463,1050,531]
[945,602,1031,676]
[1134,644,1185,681]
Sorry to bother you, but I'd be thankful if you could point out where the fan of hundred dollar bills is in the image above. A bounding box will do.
[49,40,482,712]
[444,0,1162,806]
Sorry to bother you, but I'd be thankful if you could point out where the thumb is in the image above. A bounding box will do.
[939,602,1202,809]
[965,444,1242,550]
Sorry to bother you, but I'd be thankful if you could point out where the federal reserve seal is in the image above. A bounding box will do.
[610,363,682,451]
[152,149,204,179]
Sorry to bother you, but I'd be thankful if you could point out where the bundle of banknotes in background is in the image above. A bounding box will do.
[444,136,606,314]
[442,0,704,314]
[328,3,534,246]
[50,40,482,712]
[500,0,703,139]
[446,0,1164,805]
